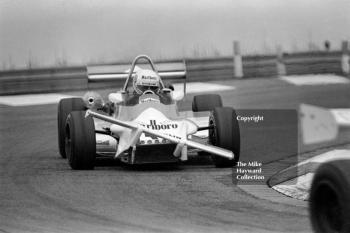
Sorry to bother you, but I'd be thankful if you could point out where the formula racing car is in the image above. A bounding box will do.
[57,55,240,169]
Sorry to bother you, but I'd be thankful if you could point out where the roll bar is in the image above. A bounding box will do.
[122,55,165,92]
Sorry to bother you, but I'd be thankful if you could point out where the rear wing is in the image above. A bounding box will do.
[88,59,186,83]
[87,58,187,96]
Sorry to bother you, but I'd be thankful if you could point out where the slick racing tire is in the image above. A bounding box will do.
[65,111,96,170]
[57,98,86,158]
[209,107,240,167]
[192,94,223,112]
[309,160,350,233]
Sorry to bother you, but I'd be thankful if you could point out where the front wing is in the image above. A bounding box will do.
[86,110,234,160]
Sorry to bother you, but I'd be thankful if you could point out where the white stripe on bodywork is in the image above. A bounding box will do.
[0,93,75,106]
[280,74,350,86]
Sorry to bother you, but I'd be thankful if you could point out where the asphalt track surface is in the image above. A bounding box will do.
[1,77,350,233]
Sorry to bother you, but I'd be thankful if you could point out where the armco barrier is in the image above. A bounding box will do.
[0,50,348,95]
[185,57,233,81]
[284,51,342,75]
[242,55,277,78]
[185,51,346,80]
[0,66,87,95]
[185,55,277,80]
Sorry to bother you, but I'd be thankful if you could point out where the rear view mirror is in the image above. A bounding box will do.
[109,92,124,104]
[172,91,184,101]
[83,91,105,110]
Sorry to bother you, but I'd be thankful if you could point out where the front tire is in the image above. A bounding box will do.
[57,98,86,158]
[309,160,350,233]
[65,111,96,170]
[209,107,240,167]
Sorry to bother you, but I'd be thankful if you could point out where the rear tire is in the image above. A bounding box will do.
[309,160,350,233]
[57,98,86,158]
[209,107,240,167]
[192,94,222,112]
[65,111,96,170]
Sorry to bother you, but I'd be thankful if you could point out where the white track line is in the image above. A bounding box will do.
[0,82,234,107]
[173,82,234,93]
[272,173,314,201]
[0,93,75,106]
[280,74,350,86]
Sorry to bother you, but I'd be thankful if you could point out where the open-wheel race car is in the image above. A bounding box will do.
[57,55,240,169]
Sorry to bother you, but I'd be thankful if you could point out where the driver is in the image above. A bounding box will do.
[133,69,161,94]
[123,68,173,105]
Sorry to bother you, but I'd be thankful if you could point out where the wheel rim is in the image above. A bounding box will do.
[209,114,217,145]
[65,126,72,160]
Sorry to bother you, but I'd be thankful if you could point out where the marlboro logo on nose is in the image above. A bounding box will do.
[141,120,178,130]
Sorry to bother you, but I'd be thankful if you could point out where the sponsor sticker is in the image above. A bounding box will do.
[138,120,178,130]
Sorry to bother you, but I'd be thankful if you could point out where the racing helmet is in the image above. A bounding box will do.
[133,69,161,94]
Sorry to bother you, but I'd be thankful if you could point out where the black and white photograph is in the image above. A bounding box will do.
[1,0,350,232]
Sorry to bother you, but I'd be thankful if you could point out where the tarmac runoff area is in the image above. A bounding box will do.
[279,74,350,86]
[0,74,350,232]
